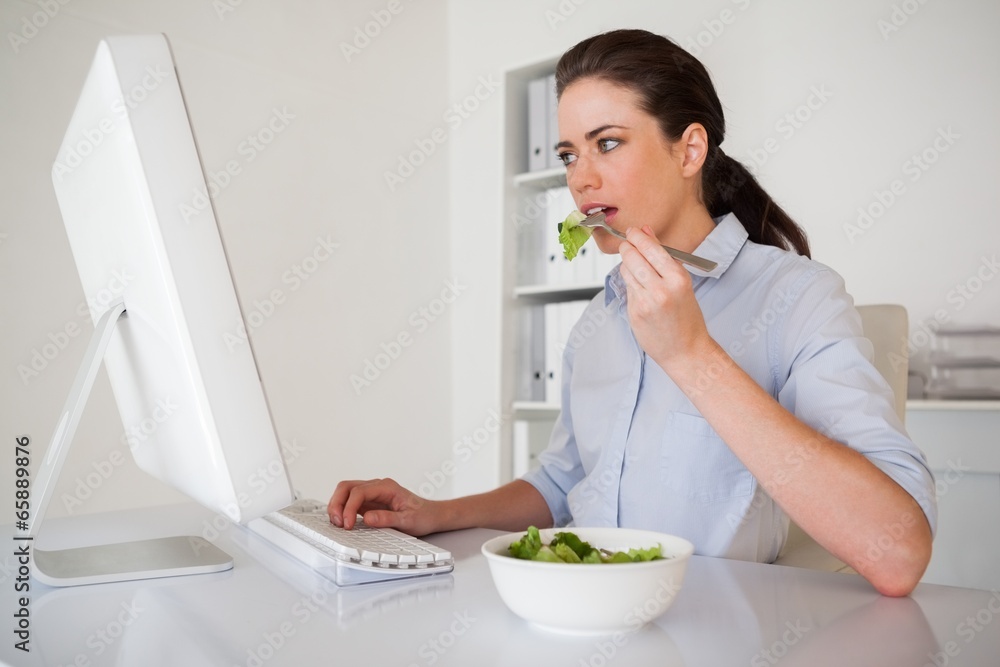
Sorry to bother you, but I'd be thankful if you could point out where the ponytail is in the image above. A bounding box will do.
[557,29,811,258]
[704,150,811,257]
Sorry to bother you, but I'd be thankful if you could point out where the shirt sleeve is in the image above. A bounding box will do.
[520,323,586,527]
[774,266,938,536]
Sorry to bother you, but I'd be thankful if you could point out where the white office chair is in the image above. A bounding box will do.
[773,304,909,571]
[857,304,909,423]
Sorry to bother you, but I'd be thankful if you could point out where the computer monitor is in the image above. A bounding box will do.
[28,34,295,585]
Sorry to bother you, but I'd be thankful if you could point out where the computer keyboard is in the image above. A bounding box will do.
[245,499,454,585]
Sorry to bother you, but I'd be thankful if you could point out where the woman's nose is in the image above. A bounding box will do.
[567,155,600,196]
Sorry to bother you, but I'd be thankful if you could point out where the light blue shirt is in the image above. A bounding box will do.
[522,214,937,562]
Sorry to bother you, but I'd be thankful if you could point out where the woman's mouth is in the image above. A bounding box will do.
[585,206,619,225]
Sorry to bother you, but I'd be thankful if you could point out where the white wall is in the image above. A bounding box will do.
[447,0,1000,495]
[1,0,455,520]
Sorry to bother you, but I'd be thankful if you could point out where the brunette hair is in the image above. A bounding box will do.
[556,29,810,257]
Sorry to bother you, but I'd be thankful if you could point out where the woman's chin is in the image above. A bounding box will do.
[593,234,623,255]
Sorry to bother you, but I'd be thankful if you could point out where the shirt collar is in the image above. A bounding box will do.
[605,213,749,306]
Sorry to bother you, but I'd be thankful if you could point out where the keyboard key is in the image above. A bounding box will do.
[330,542,360,560]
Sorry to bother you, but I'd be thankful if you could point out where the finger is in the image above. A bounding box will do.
[625,226,682,279]
[342,485,378,529]
[617,248,639,286]
[339,480,389,529]
[618,239,659,290]
[344,479,411,529]
[364,495,433,536]
[328,479,383,525]
[362,507,411,533]
[328,479,367,526]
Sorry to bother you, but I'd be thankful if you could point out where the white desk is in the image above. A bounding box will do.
[4,503,999,667]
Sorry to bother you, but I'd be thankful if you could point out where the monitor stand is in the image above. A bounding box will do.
[26,300,234,587]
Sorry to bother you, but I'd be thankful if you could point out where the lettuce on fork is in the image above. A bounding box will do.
[557,210,592,261]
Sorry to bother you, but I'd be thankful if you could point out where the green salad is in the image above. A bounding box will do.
[508,526,664,564]
[557,210,592,261]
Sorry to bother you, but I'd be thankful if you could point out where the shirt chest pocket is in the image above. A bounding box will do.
[660,412,754,503]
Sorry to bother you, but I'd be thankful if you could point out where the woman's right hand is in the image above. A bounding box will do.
[327,478,445,536]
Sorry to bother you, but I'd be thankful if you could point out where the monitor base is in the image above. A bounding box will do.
[33,536,233,587]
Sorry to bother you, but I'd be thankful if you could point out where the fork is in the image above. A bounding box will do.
[580,212,718,272]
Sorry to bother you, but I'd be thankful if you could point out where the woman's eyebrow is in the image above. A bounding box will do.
[554,124,629,151]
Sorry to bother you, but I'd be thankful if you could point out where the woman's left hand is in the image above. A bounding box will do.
[617,225,712,370]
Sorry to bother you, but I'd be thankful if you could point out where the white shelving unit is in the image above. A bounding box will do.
[498,57,605,481]
[905,399,1000,590]
[925,326,1000,400]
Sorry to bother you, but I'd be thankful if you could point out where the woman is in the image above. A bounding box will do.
[328,29,936,596]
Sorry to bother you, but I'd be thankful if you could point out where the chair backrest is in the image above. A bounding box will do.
[856,304,908,423]
[776,303,911,569]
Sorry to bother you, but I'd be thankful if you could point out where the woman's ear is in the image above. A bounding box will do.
[679,123,709,176]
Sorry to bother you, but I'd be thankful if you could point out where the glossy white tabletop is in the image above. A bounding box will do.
[4,503,998,667]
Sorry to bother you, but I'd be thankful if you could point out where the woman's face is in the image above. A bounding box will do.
[556,77,702,254]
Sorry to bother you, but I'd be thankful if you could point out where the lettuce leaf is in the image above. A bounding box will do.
[557,210,592,261]
[627,545,664,562]
[508,525,542,560]
[552,543,583,563]
[507,526,665,564]
[551,531,594,560]
[532,546,562,563]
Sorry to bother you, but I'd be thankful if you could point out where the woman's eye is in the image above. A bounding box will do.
[557,152,577,166]
[597,138,620,152]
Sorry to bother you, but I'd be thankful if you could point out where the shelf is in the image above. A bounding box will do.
[524,399,1000,416]
[513,167,566,189]
[924,388,1000,401]
[906,399,1000,411]
[933,326,1000,337]
[513,282,603,303]
[928,353,1000,369]
[512,401,561,418]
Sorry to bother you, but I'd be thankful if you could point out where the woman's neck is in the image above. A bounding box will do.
[659,205,717,253]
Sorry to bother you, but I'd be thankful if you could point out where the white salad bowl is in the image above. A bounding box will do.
[481,527,694,635]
